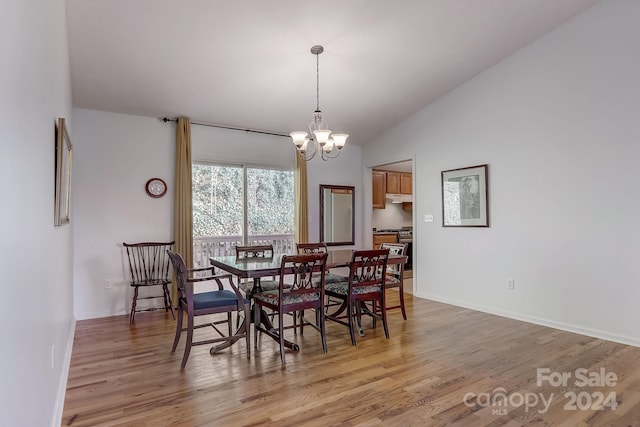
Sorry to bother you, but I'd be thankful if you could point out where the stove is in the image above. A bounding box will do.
[397,228,413,271]
[398,227,413,243]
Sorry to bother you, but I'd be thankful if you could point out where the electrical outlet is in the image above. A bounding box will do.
[506,278,515,290]
[105,279,112,289]
[424,214,434,223]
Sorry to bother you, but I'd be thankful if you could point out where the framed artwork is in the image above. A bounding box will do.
[55,117,73,226]
[441,164,488,227]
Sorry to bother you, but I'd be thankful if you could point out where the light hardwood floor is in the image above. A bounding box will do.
[63,292,640,426]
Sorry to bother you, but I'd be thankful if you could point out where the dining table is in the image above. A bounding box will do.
[209,248,408,351]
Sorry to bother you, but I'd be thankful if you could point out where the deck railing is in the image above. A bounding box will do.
[193,234,295,268]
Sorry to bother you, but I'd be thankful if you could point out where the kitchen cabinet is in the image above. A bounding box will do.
[373,233,397,249]
[384,171,412,195]
[386,171,400,194]
[372,170,386,209]
[400,173,412,195]
[373,169,412,209]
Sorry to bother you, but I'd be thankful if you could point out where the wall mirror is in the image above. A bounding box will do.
[54,117,72,226]
[320,184,355,246]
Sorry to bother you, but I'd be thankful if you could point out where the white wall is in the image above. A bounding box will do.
[73,109,363,319]
[0,0,74,425]
[192,124,294,168]
[372,202,412,230]
[72,109,175,320]
[363,0,640,346]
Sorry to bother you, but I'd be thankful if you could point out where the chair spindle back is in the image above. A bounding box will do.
[124,241,175,285]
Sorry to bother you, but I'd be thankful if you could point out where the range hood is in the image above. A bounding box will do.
[385,193,412,204]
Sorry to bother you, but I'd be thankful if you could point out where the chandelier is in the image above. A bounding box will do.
[290,45,348,161]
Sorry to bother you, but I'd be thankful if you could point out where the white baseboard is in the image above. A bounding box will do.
[416,292,640,348]
[52,318,76,427]
[75,308,127,321]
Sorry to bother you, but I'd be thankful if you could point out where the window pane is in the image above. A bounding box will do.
[192,164,243,237]
[246,168,294,236]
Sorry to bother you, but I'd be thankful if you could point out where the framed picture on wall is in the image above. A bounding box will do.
[441,164,488,227]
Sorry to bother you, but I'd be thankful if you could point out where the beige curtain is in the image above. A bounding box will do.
[173,117,193,297]
[295,151,309,244]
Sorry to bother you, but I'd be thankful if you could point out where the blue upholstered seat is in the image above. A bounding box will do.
[192,290,248,310]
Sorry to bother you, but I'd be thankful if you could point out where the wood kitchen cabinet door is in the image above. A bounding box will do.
[386,171,400,194]
[400,172,412,194]
[372,170,386,209]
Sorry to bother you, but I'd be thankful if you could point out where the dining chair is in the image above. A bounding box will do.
[297,242,347,317]
[252,252,329,364]
[296,242,328,254]
[380,242,408,320]
[296,242,348,284]
[123,241,175,324]
[234,244,280,327]
[234,244,279,294]
[325,249,390,345]
[235,244,274,258]
[167,250,250,369]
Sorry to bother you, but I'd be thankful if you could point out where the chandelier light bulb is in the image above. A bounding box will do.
[313,129,332,146]
[290,131,308,149]
[331,133,348,149]
[324,142,334,153]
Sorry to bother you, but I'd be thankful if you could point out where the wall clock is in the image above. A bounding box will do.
[145,178,167,198]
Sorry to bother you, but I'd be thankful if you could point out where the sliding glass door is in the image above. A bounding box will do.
[192,162,294,266]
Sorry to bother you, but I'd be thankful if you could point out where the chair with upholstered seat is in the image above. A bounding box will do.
[296,242,347,284]
[234,244,279,295]
[235,244,274,258]
[325,249,390,345]
[252,252,329,364]
[123,241,175,324]
[233,244,281,328]
[297,242,347,317]
[296,242,327,254]
[380,242,408,320]
[167,250,250,369]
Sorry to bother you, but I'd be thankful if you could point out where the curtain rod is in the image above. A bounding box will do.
[161,117,290,138]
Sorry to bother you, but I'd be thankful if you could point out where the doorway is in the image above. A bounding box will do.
[371,160,413,280]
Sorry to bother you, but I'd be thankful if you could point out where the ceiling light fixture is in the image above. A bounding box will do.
[290,45,348,161]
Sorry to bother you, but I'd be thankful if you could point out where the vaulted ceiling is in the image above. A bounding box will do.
[66,0,599,145]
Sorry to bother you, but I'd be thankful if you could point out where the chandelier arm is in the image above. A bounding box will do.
[304,151,317,161]
[302,139,318,161]
[320,147,342,161]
